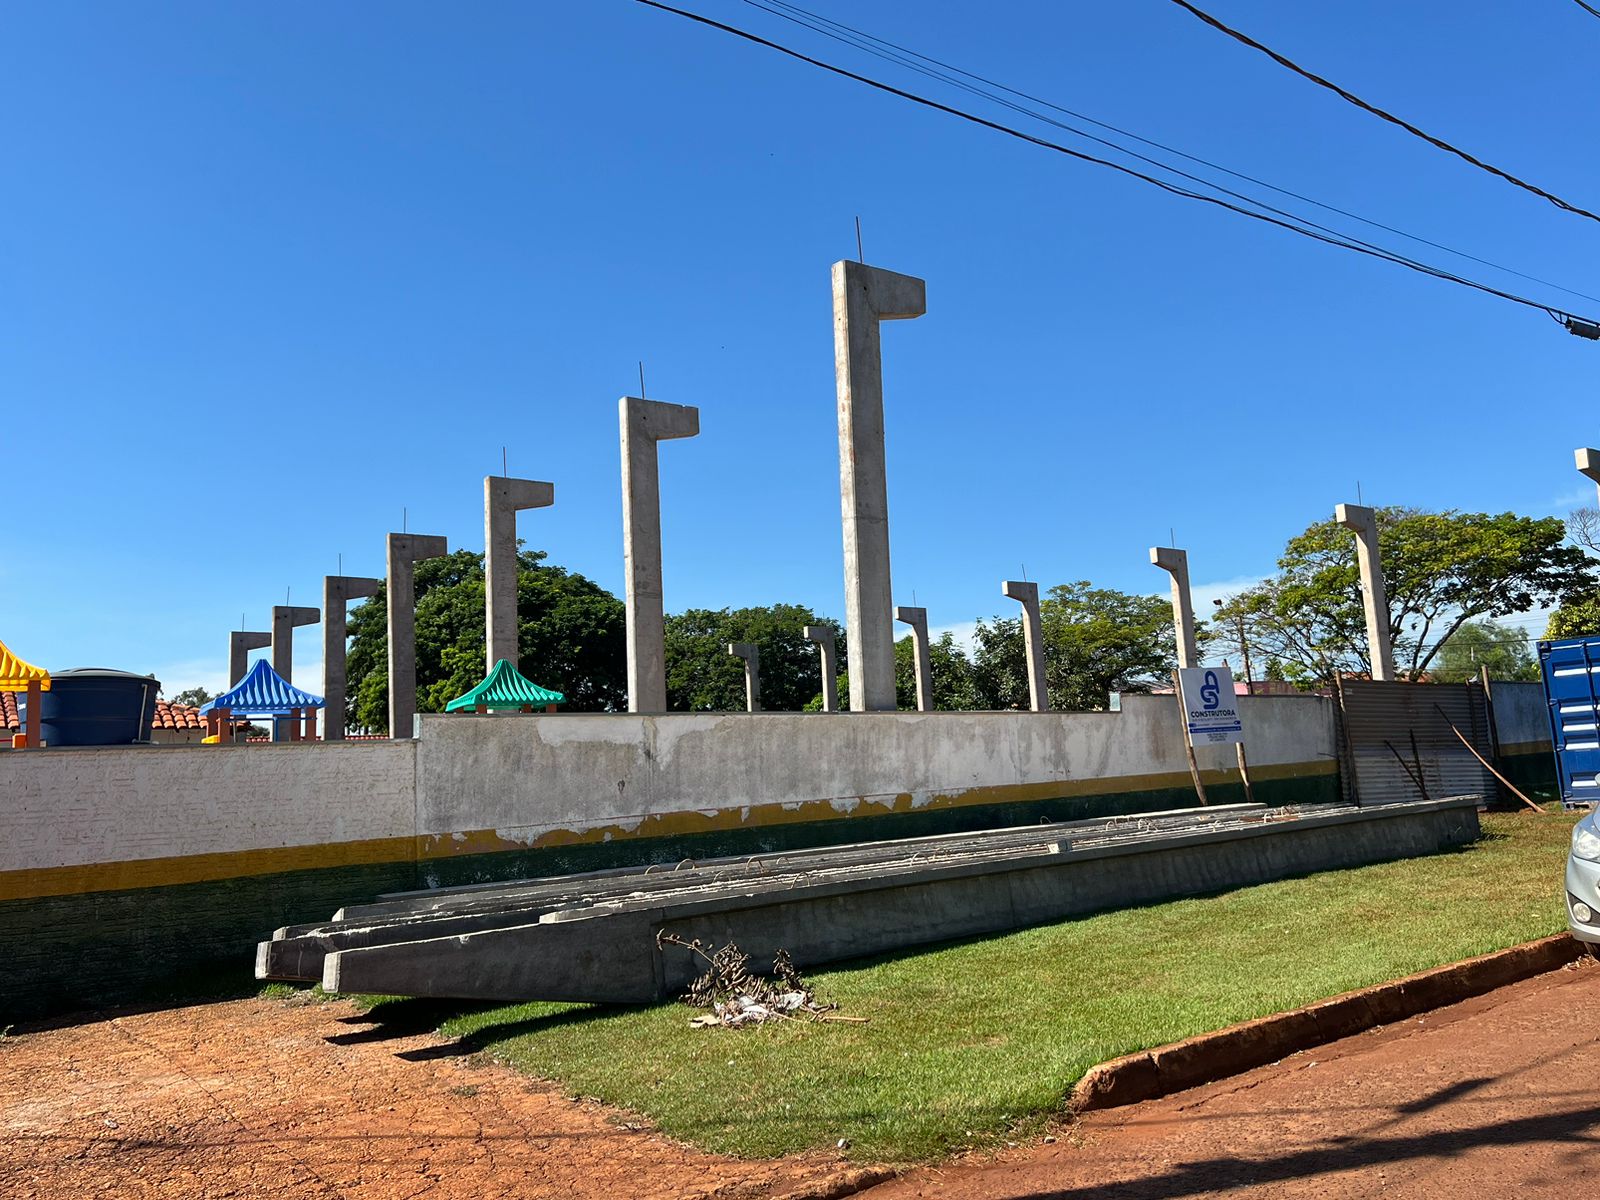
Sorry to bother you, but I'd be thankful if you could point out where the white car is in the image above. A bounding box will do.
[1568,814,1600,958]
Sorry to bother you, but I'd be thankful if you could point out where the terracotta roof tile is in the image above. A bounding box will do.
[0,692,18,732]
[2,697,210,734]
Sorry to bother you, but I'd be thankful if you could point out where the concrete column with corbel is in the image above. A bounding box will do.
[620,397,699,713]
[323,575,382,740]
[894,605,933,712]
[485,476,555,673]
[228,630,270,690]
[727,642,761,712]
[387,532,450,738]
[834,259,925,712]
[1335,503,1396,682]
[1149,546,1198,670]
[1001,580,1048,712]
[803,625,839,713]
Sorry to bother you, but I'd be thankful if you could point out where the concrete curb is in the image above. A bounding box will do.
[1072,934,1586,1113]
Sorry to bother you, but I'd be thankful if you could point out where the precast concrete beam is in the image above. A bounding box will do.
[1335,503,1396,682]
[1002,580,1049,712]
[620,397,700,713]
[485,476,555,672]
[228,630,270,690]
[833,259,925,713]
[894,605,933,711]
[727,642,761,712]
[1149,547,1198,669]
[387,532,449,739]
[323,575,382,741]
[803,625,839,713]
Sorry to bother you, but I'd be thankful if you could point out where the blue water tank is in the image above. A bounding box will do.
[38,668,161,747]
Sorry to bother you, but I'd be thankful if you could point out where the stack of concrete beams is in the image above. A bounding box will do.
[257,797,1479,1004]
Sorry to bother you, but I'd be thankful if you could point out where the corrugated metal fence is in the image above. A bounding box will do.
[1334,680,1497,806]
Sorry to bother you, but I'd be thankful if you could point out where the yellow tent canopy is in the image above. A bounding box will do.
[0,639,50,693]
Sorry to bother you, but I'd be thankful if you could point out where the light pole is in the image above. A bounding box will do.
[1213,598,1253,695]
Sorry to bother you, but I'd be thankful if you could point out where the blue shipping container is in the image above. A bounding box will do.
[1540,635,1600,809]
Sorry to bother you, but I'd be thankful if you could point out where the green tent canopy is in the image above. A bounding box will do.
[445,658,565,712]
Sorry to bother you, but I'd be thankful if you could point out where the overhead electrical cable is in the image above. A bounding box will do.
[739,0,1600,306]
[632,0,1596,333]
[1166,0,1600,225]
[1572,0,1600,21]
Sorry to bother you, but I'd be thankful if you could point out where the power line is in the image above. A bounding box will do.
[1572,0,1600,21]
[634,0,1592,330]
[1166,0,1600,225]
[740,0,1600,306]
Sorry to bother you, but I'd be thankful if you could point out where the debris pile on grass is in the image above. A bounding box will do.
[657,933,861,1028]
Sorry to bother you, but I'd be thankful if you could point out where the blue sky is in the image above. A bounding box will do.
[4,0,1597,695]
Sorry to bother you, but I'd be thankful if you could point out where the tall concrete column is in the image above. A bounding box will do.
[1149,547,1198,669]
[228,630,269,689]
[803,625,839,713]
[727,643,761,712]
[1002,580,1048,712]
[323,575,382,741]
[894,605,933,712]
[833,259,925,713]
[1577,447,1600,503]
[1335,503,1396,682]
[485,476,555,672]
[387,532,449,738]
[620,397,700,713]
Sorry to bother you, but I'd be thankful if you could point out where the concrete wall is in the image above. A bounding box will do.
[410,695,1339,884]
[2,696,1339,1016]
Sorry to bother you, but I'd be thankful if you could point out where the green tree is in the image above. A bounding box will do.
[169,686,213,708]
[344,548,626,734]
[1548,595,1600,640]
[970,582,1183,712]
[1431,619,1538,683]
[1215,508,1593,686]
[664,605,843,712]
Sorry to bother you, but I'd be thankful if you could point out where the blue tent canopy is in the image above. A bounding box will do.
[200,658,324,717]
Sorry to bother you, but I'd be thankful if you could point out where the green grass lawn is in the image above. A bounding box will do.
[354,810,1575,1163]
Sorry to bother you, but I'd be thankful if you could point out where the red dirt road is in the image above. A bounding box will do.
[0,994,869,1200]
[865,957,1600,1199]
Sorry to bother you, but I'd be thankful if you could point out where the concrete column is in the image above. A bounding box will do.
[894,606,933,712]
[803,625,839,713]
[1577,447,1600,503]
[269,605,320,743]
[1002,580,1048,712]
[1335,503,1396,682]
[485,476,555,673]
[833,259,925,713]
[387,532,449,739]
[620,397,700,713]
[727,642,761,712]
[323,575,382,741]
[228,630,269,689]
[271,606,320,683]
[1149,547,1198,669]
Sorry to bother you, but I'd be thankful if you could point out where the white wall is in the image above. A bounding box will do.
[413,695,1337,847]
[0,741,415,874]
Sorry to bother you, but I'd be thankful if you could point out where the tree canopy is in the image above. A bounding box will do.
[664,605,843,712]
[344,549,626,734]
[1431,619,1538,683]
[1214,508,1593,685]
[968,581,1183,711]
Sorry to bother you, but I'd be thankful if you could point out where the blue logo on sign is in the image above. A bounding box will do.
[1200,670,1221,710]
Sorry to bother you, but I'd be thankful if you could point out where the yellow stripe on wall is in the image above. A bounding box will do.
[0,760,1337,902]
